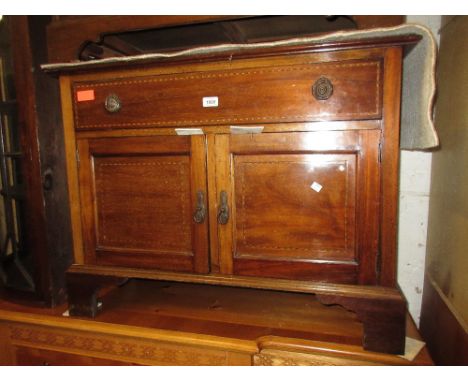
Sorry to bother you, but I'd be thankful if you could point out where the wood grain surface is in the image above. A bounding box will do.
[216,129,380,283]
[54,40,414,355]
[0,279,432,365]
[71,59,382,130]
[77,135,209,273]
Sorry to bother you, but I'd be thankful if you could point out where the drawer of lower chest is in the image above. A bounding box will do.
[15,346,135,366]
[71,59,382,130]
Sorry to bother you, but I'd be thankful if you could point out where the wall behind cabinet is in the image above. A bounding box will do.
[398,15,441,325]
[420,16,468,365]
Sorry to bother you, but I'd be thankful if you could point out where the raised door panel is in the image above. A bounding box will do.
[214,129,381,284]
[77,135,209,273]
[234,153,356,261]
[94,155,191,253]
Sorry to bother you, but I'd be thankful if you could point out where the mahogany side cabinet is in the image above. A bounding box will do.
[46,35,420,355]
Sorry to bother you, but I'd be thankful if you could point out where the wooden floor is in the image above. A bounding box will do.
[0,279,433,365]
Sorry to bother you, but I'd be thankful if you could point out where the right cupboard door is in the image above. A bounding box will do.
[214,129,381,284]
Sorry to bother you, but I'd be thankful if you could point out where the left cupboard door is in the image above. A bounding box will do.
[76,135,209,273]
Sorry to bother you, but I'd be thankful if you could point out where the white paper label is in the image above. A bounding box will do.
[175,128,204,135]
[310,182,323,193]
[202,96,219,107]
[230,125,264,134]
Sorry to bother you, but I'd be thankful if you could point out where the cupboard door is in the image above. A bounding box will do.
[214,130,381,284]
[77,135,209,273]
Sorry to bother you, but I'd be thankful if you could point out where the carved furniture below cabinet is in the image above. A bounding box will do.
[0,280,433,366]
[44,35,420,355]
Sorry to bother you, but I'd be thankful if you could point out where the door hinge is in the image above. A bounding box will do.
[378,142,382,163]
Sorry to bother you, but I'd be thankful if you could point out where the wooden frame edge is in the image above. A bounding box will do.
[59,76,84,265]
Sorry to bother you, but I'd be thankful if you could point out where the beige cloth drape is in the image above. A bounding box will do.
[43,23,439,150]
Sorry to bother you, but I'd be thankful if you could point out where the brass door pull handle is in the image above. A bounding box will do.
[217,190,229,225]
[312,77,333,100]
[193,190,206,224]
[104,93,122,113]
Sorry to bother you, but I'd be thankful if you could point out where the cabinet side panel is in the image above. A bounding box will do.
[380,47,403,287]
[59,76,84,264]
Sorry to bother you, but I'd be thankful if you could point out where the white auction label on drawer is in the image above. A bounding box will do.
[202,96,219,107]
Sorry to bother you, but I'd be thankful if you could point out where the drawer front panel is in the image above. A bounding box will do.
[72,59,382,130]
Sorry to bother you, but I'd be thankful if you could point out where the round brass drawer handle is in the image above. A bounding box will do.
[312,77,334,100]
[104,93,122,113]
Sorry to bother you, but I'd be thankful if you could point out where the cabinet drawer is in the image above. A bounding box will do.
[15,346,135,366]
[72,59,382,130]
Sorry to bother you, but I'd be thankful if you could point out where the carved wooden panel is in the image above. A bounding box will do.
[71,59,382,130]
[254,349,380,366]
[77,135,209,273]
[9,324,232,366]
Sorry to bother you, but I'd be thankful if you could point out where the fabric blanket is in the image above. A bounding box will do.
[42,23,439,150]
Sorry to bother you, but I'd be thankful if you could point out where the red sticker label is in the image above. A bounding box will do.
[76,89,95,102]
